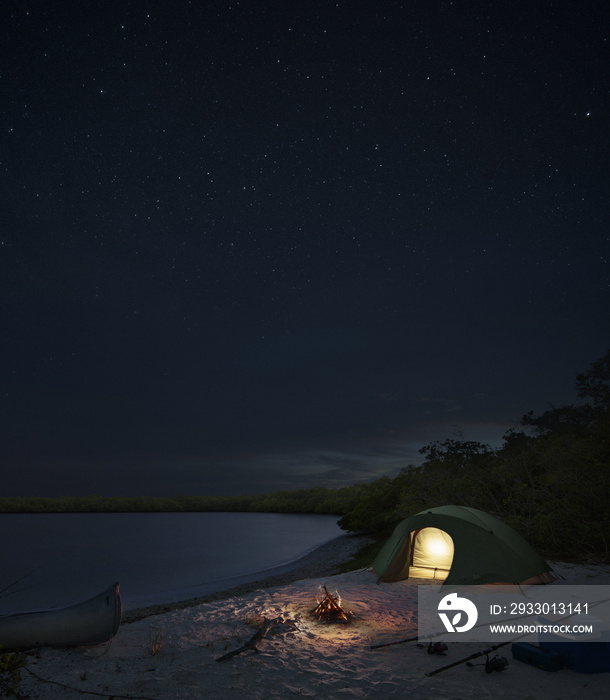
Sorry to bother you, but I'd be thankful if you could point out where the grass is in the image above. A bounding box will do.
[149,625,165,656]
[0,647,27,698]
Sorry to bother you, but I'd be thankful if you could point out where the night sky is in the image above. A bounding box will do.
[2,1,608,498]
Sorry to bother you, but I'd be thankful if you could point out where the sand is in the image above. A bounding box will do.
[13,549,610,699]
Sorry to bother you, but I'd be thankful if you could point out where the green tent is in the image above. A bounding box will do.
[372,505,554,586]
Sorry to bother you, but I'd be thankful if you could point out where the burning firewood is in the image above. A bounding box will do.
[312,585,352,623]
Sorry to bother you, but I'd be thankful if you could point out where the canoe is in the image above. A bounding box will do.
[0,582,122,650]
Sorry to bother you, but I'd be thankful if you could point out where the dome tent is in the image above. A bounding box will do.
[372,505,554,586]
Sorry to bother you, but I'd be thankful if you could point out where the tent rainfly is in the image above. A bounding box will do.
[372,505,554,586]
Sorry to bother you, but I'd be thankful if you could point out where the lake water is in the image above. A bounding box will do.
[0,512,343,613]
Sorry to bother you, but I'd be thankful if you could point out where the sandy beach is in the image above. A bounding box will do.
[14,543,610,700]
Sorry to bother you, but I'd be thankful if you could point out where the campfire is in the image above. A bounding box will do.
[312,585,353,623]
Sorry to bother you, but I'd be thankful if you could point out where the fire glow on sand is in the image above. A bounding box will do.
[13,563,610,700]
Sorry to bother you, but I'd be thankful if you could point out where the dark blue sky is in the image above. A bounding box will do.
[1,1,608,497]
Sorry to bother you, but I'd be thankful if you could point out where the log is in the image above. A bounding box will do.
[215,617,284,662]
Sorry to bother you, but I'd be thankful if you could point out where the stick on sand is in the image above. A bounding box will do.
[215,617,284,662]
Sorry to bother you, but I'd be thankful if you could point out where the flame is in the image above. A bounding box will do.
[313,585,352,623]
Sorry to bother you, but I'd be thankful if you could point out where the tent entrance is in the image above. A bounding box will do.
[409,527,454,580]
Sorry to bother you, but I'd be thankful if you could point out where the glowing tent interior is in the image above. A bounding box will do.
[372,505,554,586]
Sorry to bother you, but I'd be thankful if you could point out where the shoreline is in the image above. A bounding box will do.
[122,532,373,623]
[17,558,610,699]
[121,537,610,625]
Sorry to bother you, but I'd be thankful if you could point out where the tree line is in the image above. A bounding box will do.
[0,489,358,517]
[337,349,610,561]
[1,350,608,562]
